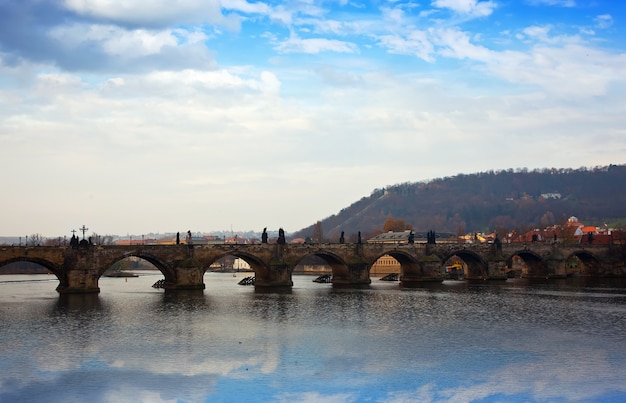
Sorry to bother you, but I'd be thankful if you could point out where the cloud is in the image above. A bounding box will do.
[275,33,359,54]
[377,30,435,62]
[0,2,217,73]
[63,0,239,30]
[527,0,576,7]
[0,0,624,235]
[594,14,613,29]
[432,0,497,17]
[440,345,626,402]
[375,23,626,99]
[276,392,357,403]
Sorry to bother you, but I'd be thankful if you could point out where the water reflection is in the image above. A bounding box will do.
[55,292,103,312]
[161,289,209,309]
[1,274,625,402]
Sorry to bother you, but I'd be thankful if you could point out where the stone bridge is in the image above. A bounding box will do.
[0,242,623,293]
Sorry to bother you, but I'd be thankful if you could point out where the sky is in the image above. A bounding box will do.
[1,0,625,238]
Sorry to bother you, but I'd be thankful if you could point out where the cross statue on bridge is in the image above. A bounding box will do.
[79,225,89,240]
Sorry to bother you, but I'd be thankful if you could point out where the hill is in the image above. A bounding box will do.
[292,164,626,241]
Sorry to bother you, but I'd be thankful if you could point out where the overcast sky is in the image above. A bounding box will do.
[1,0,624,238]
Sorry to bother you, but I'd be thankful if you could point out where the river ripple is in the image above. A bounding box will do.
[1,273,625,402]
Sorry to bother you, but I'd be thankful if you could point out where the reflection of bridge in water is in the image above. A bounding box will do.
[1,242,624,293]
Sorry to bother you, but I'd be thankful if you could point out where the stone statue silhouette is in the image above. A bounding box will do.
[262,228,268,244]
[339,231,345,244]
[427,230,436,244]
[277,228,286,244]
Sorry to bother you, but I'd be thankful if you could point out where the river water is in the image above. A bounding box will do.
[1,272,625,403]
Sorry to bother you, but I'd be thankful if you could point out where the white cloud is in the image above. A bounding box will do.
[222,0,271,15]
[1,0,625,236]
[375,24,626,99]
[594,14,613,29]
[275,34,359,54]
[277,392,357,403]
[527,0,576,7]
[377,30,435,61]
[432,27,492,61]
[432,0,497,17]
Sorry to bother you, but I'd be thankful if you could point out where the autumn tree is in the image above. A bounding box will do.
[382,217,413,232]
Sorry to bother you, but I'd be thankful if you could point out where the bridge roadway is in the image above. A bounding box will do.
[0,242,623,293]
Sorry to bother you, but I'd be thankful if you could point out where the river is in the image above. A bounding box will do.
[1,272,625,402]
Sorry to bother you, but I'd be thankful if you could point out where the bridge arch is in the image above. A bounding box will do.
[0,257,65,287]
[292,250,350,280]
[373,250,422,278]
[506,250,548,278]
[565,250,602,276]
[99,252,177,284]
[441,250,489,279]
[201,251,269,276]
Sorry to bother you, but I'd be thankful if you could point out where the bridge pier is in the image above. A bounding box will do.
[400,258,444,286]
[332,262,371,285]
[56,269,101,294]
[172,266,206,290]
[486,260,508,280]
[255,263,293,288]
[546,259,567,279]
[53,248,102,294]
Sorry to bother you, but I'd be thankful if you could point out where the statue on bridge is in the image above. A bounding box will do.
[339,231,345,244]
[262,228,268,244]
[70,234,79,248]
[494,233,502,254]
[427,230,436,244]
[69,232,91,249]
[70,233,91,249]
[277,228,286,244]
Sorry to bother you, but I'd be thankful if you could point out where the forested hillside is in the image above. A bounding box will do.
[293,164,626,241]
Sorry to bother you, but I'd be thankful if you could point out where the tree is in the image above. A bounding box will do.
[28,233,44,246]
[383,217,412,232]
[540,212,555,227]
[311,221,324,243]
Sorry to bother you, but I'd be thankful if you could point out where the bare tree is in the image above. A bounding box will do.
[28,233,44,246]
[311,221,324,243]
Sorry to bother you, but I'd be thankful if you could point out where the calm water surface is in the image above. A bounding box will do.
[1,272,625,403]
